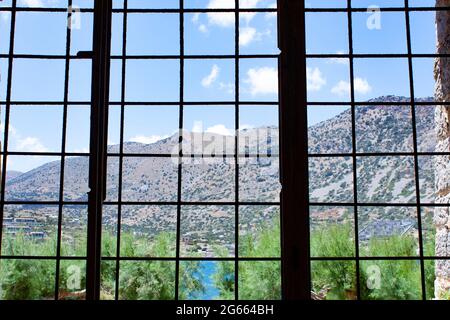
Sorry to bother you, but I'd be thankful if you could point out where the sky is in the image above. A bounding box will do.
[0,0,440,171]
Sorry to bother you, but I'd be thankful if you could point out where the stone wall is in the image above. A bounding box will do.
[434,0,450,299]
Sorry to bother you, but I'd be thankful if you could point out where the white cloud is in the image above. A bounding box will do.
[331,78,372,96]
[307,67,326,91]
[206,124,233,136]
[354,78,372,95]
[207,0,235,28]
[239,27,271,47]
[240,27,257,46]
[18,0,61,8]
[15,137,48,152]
[331,80,349,96]
[191,122,233,136]
[201,64,220,88]
[129,135,168,144]
[240,0,260,7]
[245,67,278,96]
[19,0,43,7]
[239,0,262,23]
[192,121,203,133]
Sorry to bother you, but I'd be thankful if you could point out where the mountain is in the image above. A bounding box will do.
[5,171,23,182]
[3,96,438,254]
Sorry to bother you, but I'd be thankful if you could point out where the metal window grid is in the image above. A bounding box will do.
[0,0,282,301]
[0,0,447,301]
[305,0,450,301]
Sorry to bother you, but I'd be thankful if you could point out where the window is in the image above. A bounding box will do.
[0,0,448,301]
[0,0,93,300]
[306,0,450,300]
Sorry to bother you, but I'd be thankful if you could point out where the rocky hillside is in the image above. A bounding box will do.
[3,96,439,254]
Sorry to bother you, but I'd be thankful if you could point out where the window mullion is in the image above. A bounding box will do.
[278,0,311,300]
[86,0,113,301]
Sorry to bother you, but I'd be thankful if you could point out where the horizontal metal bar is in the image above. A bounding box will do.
[0,200,279,206]
[305,6,450,13]
[310,256,450,261]
[111,54,280,59]
[0,54,279,60]
[308,152,450,157]
[0,7,278,13]
[106,153,279,158]
[307,101,450,106]
[0,256,87,260]
[307,54,450,58]
[101,257,282,261]
[309,202,449,207]
[0,101,279,106]
[102,201,280,206]
[0,151,89,157]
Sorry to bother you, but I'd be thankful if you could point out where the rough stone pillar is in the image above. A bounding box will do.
[434,0,450,300]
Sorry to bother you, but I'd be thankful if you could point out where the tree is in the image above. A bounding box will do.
[434,0,450,299]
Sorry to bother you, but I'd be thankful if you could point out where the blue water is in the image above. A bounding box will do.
[188,261,220,300]
[201,261,220,300]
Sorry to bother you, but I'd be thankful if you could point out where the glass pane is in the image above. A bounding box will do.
[309,156,354,203]
[58,260,86,300]
[311,260,357,300]
[118,261,175,300]
[6,156,61,202]
[120,205,177,258]
[180,205,235,258]
[61,205,87,257]
[359,260,422,300]
[121,157,178,202]
[239,205,280,258]
[310,206,355,258]
[358,206,419,257]
[0,259,56,300]
[308,106,352,154]
[238,261,281,300]
[179,261,234,300]
[2,205,58,256]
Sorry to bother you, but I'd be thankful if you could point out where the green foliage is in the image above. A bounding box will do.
[119,261,175,300]
[311,222,355,258]
[230,219,281,300]
[0,259,55,300]
[360,236,422,300]
[238,261,281,300]
[310,223,434,300]
[0,220,442,301]
[310,223,356,299]
[240,218,281,258]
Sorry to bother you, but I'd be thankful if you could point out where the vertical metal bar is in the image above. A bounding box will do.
[114,0,128,301]
[278,0,311,300]
[0,0,16,257]
[86,0,112,301]
[234,0,240,301]
[175,0,184,300]
[404,0,427,300]
[346,0,361,300]
[54,0,74,300]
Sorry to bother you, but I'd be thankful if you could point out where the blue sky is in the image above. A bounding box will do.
[0,0,440,171]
